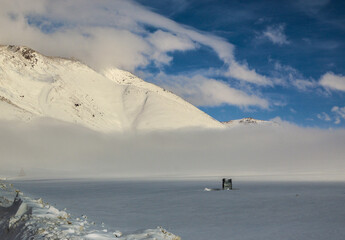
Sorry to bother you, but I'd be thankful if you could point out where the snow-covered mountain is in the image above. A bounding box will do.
[222,117,277,128]
[0,45,225,132]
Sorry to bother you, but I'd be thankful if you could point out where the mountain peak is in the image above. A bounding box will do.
[8,45,38,67]
[222,117,277,127]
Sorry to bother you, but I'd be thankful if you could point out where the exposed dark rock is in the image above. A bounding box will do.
[0,193,33,239]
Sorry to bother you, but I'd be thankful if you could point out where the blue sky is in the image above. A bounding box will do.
[0,0,344,128]
[136,0,345,127]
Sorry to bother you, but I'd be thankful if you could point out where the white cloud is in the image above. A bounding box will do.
[0,0,274,86]
[262,24,290,45]
[334,118,341,124]
[0,0,230,71]
[153,73,269,108]
[0,2,154,71]
[320,72,345,92]
[293,79,317,90]
[315,107,345,124]
[331,106,345,124]
[148,30,196,52]
[226,61,272,86]
[147,30,196,66]
[272,61,317,91]
[317,112,331,121]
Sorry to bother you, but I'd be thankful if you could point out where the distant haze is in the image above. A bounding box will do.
[1,119,344,181]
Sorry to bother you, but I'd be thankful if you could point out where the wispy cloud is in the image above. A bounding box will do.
[226,61,272,86]
[294,0,330,14]
[294,0,344,31]
[151,73,269,108]
[319,72,345,92]
[331,106,345,124]
[147,30,197,66]
[316,107,345,125]
[317,112,331,121]
[261,24,290,46]
[271,61,317,91]
[302,38,340,50]
[290,108,297,114]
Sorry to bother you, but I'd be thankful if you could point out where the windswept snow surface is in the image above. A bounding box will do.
[8,179,345,240]
[0,180,180,240]
[0,45,224,132]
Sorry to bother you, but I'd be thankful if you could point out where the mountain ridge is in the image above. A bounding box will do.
[0,45,225,132]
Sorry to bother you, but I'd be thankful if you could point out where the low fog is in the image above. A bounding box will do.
[1,119,345,181]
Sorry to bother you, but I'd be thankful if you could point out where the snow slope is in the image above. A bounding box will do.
[0,45,224,132]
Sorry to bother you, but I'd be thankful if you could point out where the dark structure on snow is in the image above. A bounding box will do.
[222,178,232,190]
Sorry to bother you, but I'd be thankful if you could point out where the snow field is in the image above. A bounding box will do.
[0,180,180,240]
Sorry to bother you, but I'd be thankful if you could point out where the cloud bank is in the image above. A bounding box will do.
[0,120,344,180]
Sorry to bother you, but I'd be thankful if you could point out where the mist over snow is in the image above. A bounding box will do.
[1,119,344,180]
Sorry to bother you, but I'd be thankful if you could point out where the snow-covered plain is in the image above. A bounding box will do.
[8,179,345,240]
[0,180,180,240]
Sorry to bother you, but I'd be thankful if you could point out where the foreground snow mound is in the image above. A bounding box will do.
[0,45,224,132]
[0,180,180,240]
